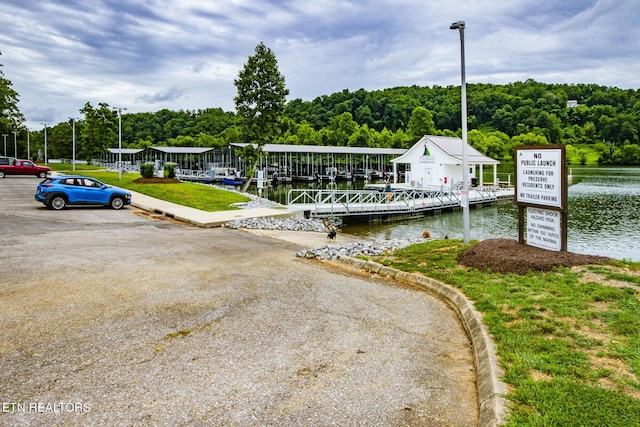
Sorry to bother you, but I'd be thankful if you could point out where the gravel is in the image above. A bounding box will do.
[206,187,430,260]
[226,216,426,260]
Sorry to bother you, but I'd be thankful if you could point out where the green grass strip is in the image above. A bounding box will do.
[373,239,640,426]
[47,164,250,212]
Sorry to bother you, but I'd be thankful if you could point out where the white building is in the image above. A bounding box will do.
[391,135,500,189]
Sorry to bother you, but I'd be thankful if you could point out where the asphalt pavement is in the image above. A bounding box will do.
[0,176,501,426]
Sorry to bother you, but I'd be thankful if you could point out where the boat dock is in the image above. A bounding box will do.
[286,186,514,220]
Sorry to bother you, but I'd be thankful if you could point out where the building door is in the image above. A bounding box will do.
[423,168,432,187]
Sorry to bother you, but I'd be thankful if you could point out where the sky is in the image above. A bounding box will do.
[1,0,639,130]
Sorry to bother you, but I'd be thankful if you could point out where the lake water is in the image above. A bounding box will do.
[253,167,640,262]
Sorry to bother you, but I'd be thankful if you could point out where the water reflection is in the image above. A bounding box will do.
[343,167,640,261]
[251,167,640,261]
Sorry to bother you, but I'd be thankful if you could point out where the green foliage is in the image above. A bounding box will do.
[233,42,289,191]
[234,42,289,148]
[407,106,436,141]
[17,76,640,166]
[163,162,176,179]
[511,132,550,146]
[0,62,25,134]
[80,102,117,159]
[140,163,155,178]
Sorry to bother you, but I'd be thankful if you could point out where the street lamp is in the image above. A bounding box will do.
[450,20,470,244]
[41,123,49,165]
[113,107,127,180]
[69,117,78,171]
[27,129,31,160]
[1,134,7,157]
[12,131,17,157]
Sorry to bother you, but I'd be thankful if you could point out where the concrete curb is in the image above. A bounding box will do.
[130,191,296,228]
[336,256,509,427]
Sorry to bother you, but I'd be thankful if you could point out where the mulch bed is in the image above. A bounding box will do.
[457,238,611,275]
[132,178,182,184]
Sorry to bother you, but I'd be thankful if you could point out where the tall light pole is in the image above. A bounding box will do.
[12,131,17,157]
[113,107,127,180]
[27,129,31,160]
[69,117,78,171]
[1,134,7,157]
[450,20,470,244]
[41,123,49,165]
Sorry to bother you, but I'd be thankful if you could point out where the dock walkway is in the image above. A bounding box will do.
[286,186,514,219]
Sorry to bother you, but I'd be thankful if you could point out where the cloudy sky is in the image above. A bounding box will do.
[1,0,639,129]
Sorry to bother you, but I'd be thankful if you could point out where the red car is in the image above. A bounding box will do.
[0,158,51,178]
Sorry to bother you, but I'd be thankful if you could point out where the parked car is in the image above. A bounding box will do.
[35,175,132,210]
[0,158,51,178]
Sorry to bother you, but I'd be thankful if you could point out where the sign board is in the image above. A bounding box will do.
[256,170,264,189]
[515,147,564,209]
[527,207,562,251]
[419,155,435,163]
[460,191,468,208]
[515,145,568,252]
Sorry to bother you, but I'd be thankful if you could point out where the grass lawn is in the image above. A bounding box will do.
[47,164,250,212]
[371,239,640,426]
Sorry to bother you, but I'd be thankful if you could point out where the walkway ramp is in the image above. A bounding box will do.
[286,187,513,218]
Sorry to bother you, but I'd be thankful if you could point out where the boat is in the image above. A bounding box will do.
[335,170,354,181]
[221,177,246,185]
[221,170,247,185]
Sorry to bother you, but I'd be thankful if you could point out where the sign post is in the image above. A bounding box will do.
[515,145,567,251]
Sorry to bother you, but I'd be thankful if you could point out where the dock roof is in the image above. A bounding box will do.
[108,144,405,156]
[231,143,406,156]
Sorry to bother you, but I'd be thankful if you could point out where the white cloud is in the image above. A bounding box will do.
[1,0,638,129]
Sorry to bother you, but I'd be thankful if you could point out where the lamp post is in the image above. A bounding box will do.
[1,134,6,157]
[27,129,30,160]
[41,123,49,165]
[113,107,127,180]
[450,20,470,244]
[69,117,78,171]
[12,131,17,157]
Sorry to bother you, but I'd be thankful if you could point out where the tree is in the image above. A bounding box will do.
[50,122,73,158]
[327,112,357,146]
[407,106,436,141]
[0,54,25,136]
[512,132,549,146]
[234,42,289,192]
[80,102,117,161]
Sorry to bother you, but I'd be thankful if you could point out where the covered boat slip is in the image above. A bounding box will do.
[104,144,406,183]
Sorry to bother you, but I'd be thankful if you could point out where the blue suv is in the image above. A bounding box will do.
[35,175,132,210]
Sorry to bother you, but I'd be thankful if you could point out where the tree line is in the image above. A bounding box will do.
[2,48,639,166]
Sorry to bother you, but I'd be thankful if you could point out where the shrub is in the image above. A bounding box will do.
[140,163,155,178]
[164,162,176,179]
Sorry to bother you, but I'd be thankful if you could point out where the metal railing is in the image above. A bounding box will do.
[286,188,503,217]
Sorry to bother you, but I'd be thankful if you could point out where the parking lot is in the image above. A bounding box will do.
[0,176,478,426]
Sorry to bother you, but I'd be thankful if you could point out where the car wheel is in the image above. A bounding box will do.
[110,197,125,210]
[0,171,5,178]
[38,171,47,178]
[49,195,67,210]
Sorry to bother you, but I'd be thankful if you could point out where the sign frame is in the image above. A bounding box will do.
[515,145,567,210]
[514,145,568,251]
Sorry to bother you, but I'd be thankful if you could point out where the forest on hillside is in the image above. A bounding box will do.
[22,79,640,166]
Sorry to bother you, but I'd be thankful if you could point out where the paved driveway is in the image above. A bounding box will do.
[0,176,478,426]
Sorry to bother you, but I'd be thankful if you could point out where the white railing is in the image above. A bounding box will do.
[287,188,490,217]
